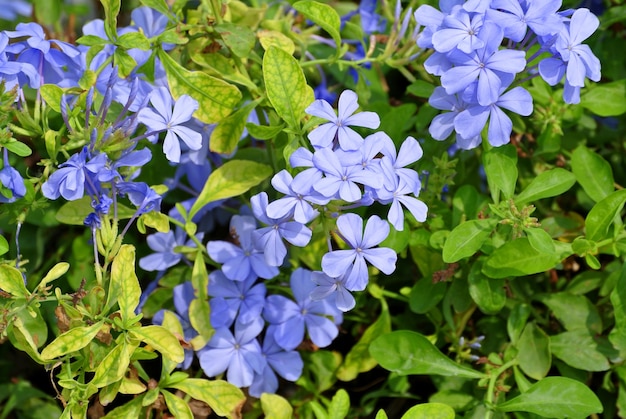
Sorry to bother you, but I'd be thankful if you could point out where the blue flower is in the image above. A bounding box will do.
[208,270,266,328]
[312,147,383,202]
[207,215,279,281]
[0,0,31,20]
[310,270,356,312]
[485,0,563,42]
[263,268,340,350]
[198,317,266,388]
[321,214,397,291]
[305,90,380,151]
[454,84,533,147]
[42,147,105,201]
[249,324,303,397]
[265,169,329,224]
[432,8,485,54]
[440,22,527,107]
[251,192,312,267]
[139,227,201,272]
[138,87,202,163]
[0,149,26,203]
[117,181,162,215]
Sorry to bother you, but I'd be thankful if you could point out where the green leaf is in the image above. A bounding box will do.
[0,236,9,256]
[130,325,184,363]
[507,303,532,344]
[170,379,245,418]
[336,301,390,381]
[139,211,171,233]
[158,49,241,124]
[109,245,141,323]
[442,219,497,263]
[102,393,144,418]
[497,377,603,417]
[189,254,214,349]
[525,227,556,254]
[292,1,341,54]
[515,168,576,205]
[375,410,389,419]
[3,140,32,157]
[214,23,256,58]
[10,317,44,363]
[39,262,70,289]
[263,46,314,129]
[39,84,64,112]
[452,185,486,227]
[245,122,285,140]
[585,189,626,241]
[401,403,455,419]
[571,145,614,203]
[406,80,435,99]
[161,390,193,419]
[32,0,61,26]
[535,292,602,334]
[610,263,626,355]
[483,145,518,202]
[261,394,292,419]
[100,0,121,41]
[211,100,260,154]
[409,277,447,314]
[117,32,151,50]
[370,331,485,379]
[551,330,609,372]
[468,261,506,315]
[189,160,272,219]
[0,264,29,297]
[482,238,561,278]
[91,341,136,388]
[329,389,350,419]
[41,321,104,360]
[581,80,626,116]
[516,322,551,380]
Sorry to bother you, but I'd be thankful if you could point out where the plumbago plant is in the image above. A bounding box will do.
[0,0,625,417]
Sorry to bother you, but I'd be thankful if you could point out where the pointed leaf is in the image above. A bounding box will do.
[443,219,497,263]
[585,189,626,241]
[293,1,341,53]
[41,321,104,360]
[581,79,626,116]
[162,390,194,419]
[214,23,256,58]
[516,168,576,205]
[263,46,314,129]
[497,377,603,417]
[516,322,551,380]
[571,145,614,203]
[109,245,141,323]
[483,145,518,202]
[482,238,561,278]
[91,340,137,388]
[130,325,184,363]
[189,160,272,219]
[370,331,485,379]
[211,99,261,154]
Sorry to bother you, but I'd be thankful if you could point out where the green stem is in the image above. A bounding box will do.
[485,359,518,419]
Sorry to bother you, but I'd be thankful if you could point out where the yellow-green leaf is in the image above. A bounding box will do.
[0,264,29,297]
[109,245,141,323]
[102,393,144,418]
[130,325,184,363]
[211,99,261,154]
[263,46,314,129]
[162,390,194,419]
[40,84,64,112]
[139,211,171,233]
[401,403,455,419]
[158,49,241,124]
[170,378,245,418]
[91,340,137,388]
[214,23,256,58]
[41,321,104,360]
[258,30,295,54]
[40,262,70,289]
[293,1,341,54]
[261,393,292,419]
[189,160,272,219]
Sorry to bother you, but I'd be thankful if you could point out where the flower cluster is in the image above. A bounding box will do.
[148,89,428,395]
[415,0,601,149]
